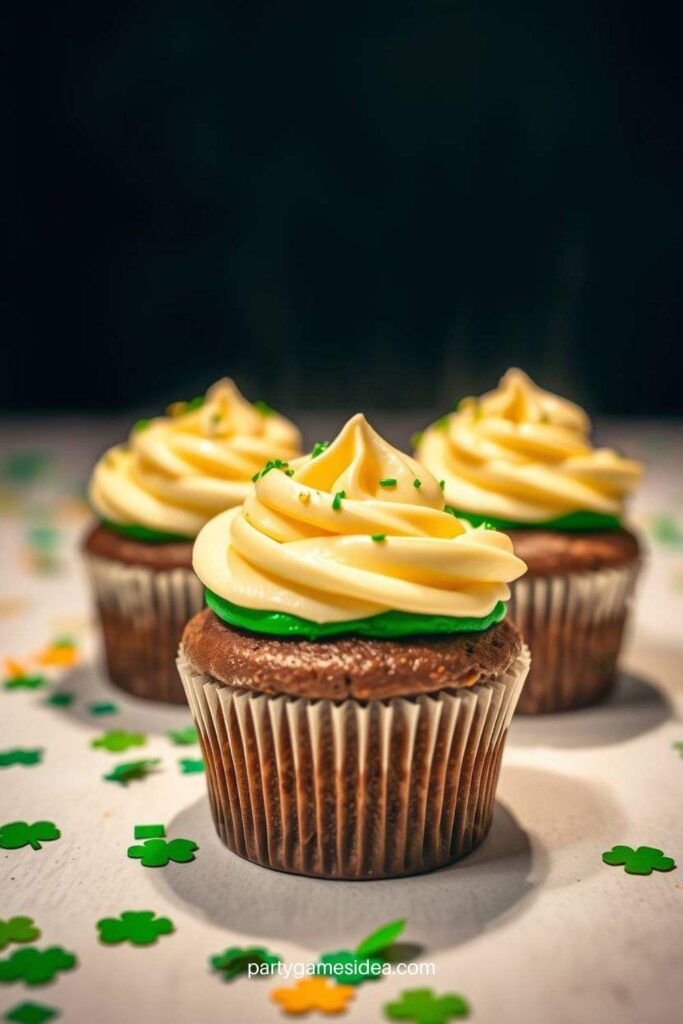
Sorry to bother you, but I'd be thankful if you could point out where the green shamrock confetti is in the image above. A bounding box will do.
[97,911,174,946]
[672,741,683,758]
[127,837,198,868]
[384,988,470,1024]
[602,845,676,875]
[4,1001,59,1024]
[104,759,160,786]
[0,918,41,951]
[317,919,405,987]
[88,702,118,716]
[0,947,77,986]
[134,824,166,840]
[0,750,43,768]
[4,676,46,691]
[0,822,60,852]
[44,693,73,707]
[92,730,146,753]
[210,946,281,981]
[179,758,204,774]
[167,726,198,746]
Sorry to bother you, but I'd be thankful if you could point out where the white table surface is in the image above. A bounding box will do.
[1,415,681,1024]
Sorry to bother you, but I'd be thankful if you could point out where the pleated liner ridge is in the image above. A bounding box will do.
[508,563,639,715]
[85,554,204,704]
[177,646,530,879]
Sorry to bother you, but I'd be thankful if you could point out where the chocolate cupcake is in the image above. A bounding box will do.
[178,414,529,878]
[416,369,642,714]
[83,378,301,703]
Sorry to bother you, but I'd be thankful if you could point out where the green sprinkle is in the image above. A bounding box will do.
[410,431,423,449]
[210,413,222,425]
[439,480,445,491]
[413,478,422,489]
[253,459,289,481]
[379,478,397,488]
[251,471,260,482]
[284,469,294,477]
[332,490,346,511]
[311,441,330,458]
[371,534,386,542]
[436,415,450,432]
[132,418,151,433]
[539,411,550,424]
[253,401,274,417]
[184,396,205,413]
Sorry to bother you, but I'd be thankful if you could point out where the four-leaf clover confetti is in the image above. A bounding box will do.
[271,977,355,1015]
[210,946,280,981]
[4,1001,59,1024]
[0,918,41,951]
[97,911,174,946]
[44,693,73,707]
[91,731,146,753]
[104,759,160,786]
[127,837,198,868]
[179,758,204,774]
[317,919,405,986]
[0,947,77,986]
[0,750,43,768]
[4,676,46,691]
[167,727,198,746]
[384,988,470,1024]
[0,822,60,852]
[602,845,676,875]
[88,702,118,716]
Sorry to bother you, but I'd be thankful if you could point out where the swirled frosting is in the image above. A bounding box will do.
[416,369,642,525]
[193,413,526,624]
[89,379,301,538]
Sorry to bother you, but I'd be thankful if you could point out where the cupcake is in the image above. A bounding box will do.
[178,413,528,879]
[416,368,642,714]
[84,378,301,703]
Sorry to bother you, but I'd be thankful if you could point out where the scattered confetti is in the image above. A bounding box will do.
[272,977,355,1015]
[672,741,683,758]
[2,452,49,484]
[134,824,166,840]
[104,759,160,786]
[167,726,198,746]
[127,837,198,868]
[92,731,147,754]
[602,845,676,875]
[384,989,470,1023]
[88,702,119,716]
[650,513,683,548]
[317,919,405,986]
[4,676,46,691]
[179,758,204,774]
[0,918,41,951]
[97,911,174,946]
[4,660,27,679]
[44,693,73,707]
[4,1002,58,1024]
[210,946,280,981]
[0,822,60,852]
[0,750,43,768]
[0,947,77,986]
[36,641,78,669]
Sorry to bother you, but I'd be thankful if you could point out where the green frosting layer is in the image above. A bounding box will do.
[100,518,194,544]
[446,508,622,532]
[206,589,506,639]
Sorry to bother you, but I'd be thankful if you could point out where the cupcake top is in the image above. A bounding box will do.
[89,378,301,541]
[193,412,526,638]
[416,368,642,530]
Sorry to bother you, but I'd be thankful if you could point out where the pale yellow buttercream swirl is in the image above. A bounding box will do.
[193,413,526,622]
[416,369,642,523]
[89,379,302,537]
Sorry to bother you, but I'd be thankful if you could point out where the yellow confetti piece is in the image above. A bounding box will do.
[271,977,355,1015]
[4,659,26,679]
[35,644,79,668]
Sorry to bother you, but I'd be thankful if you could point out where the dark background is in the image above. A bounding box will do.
[7,1,682,417]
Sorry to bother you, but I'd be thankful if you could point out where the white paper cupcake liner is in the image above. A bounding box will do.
[84,554,204,703]
[177,645,530,879]
[507,563,640,714]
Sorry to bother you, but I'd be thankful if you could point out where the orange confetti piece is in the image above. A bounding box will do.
[4,658,26,679]
[36,644,79,668]
[271,977,355,1015]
